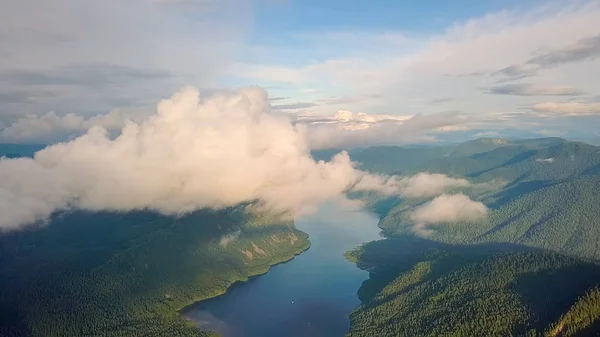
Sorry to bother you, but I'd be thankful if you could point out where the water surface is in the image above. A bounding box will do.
[182,202,382,337]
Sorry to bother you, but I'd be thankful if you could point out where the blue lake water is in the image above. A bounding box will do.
[182,202,382,337]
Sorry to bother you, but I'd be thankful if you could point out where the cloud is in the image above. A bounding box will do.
[351,173,470,199]
[410,193,488,228]
[395,173,470,198]
[538,129,567,137]
[531,101,600,116]
[487,83,583,96]
[497,34,600,80]
[431,97,455,104]
[0,110,133,143]
[536,157,555,163]
[0,87,415,231]
[295,109,471,149]
[219,230,241,247]
[527,34,600,68]
[0,0,251,117]
[272,102,319,110]
[232,1,600,140]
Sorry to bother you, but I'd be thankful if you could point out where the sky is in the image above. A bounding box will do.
[1,0,600,146]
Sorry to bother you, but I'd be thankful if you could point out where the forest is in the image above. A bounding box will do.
[0,203,310,337]
[344,137,600,337]
[346,238,600,337]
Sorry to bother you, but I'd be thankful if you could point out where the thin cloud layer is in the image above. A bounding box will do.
[296,110,470,149]
[487,84,583,96]
[531,101,600,116]
[0,0,250,119]
[0,87,472,231]
[498,34,600,80]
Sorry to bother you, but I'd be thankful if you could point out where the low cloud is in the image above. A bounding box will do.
[219,230,241,247]
[487,83,583,96]
[351,173,470,198]
[0,87,432,232]
[410,194,488,233]
[538,129,567,137]
[396,173,470,198]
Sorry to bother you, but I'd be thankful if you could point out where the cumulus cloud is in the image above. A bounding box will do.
[410,194,488,236]
[0,87,469,232]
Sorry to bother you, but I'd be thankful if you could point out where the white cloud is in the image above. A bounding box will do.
[294,109,412,130]
[350,172,470,199]
[396,173,470,198]
[410,193,488,227]
[0,87,416,231]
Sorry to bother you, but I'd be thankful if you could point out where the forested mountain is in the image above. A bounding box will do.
[345,138,600,337]
[0,144,310,337]
[346,238,600,337]
[355,138,600,260]
[0,209,309,337]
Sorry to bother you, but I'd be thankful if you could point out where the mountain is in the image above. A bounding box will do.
[344,137,600,337]
[358,138,600,260]
[0,209,309,337]
[346,238,600,337]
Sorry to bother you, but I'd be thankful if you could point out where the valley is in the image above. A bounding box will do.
[3,137,600,337]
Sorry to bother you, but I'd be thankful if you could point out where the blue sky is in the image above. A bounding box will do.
[0,0,599,146]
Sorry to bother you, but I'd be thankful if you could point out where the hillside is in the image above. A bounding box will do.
[346,238,600,337]
[0,203,309,336]
[357,138,600,260]
[344,138,600,337]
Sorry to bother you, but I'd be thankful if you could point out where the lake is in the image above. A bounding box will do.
[182,201,382,337]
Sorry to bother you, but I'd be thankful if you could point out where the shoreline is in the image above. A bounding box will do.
[177,236,312,319]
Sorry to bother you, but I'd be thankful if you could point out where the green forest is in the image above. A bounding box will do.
[344,137,600,337]
[0,206,309,337]
[345,238,600,337]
